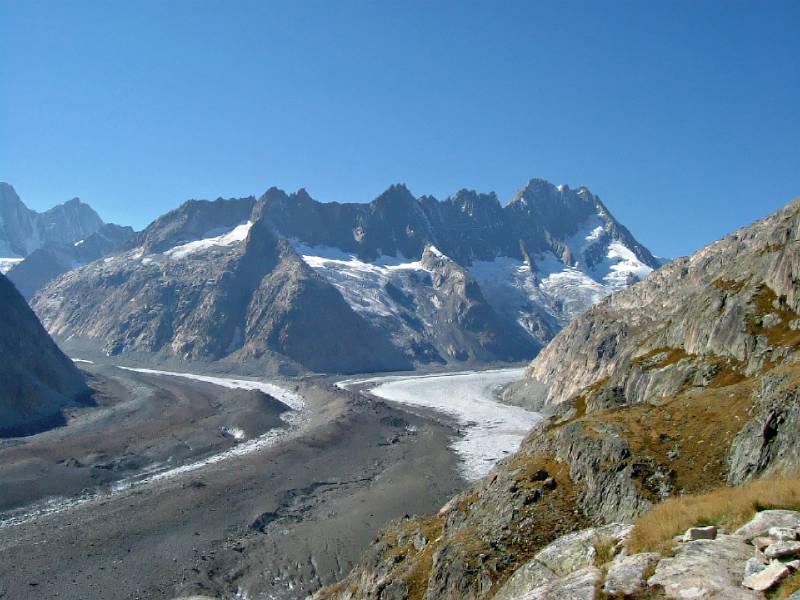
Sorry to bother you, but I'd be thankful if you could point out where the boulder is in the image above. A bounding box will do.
[682,525,718,542]
[735,510,800,541]
[648,534,761,599]
[768,527,799,541]
[764,541,800,560]
[532,523,632,577]
[742,560,790,592]
[514,566,602,600]
[602,552,660,597]
[743,556,767,578]
[492,560,556,600]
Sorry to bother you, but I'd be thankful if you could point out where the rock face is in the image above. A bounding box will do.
[0,273,90,436]
[517,197,800,409]
[0,183,106,263]
[7,223,134,299]
[33,179,657,373]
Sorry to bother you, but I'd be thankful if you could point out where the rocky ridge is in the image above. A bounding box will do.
[32,179,658,373]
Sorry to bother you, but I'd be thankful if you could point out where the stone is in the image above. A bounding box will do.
[682,525,718,542]
[765,541,800,559]
[515,566,602,600]
[735,510,800,541]
[769,527,799,541]
[785,559,800,570]
[529,469,549,482]
[543,477,557,490]
[602,552,660,597]
[743,556,767,578]
[647,534,761,599]
[753,536,773,551]
[533,523,633,577]
[492,560,556,600]
[742,560,790,591]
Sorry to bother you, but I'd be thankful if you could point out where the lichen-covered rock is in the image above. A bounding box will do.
[735,510,800,541]
[647,534,760,599]
[742,560,790,592]
[602,552,660,597]
[532,523,632,577]
[513,566,602,600]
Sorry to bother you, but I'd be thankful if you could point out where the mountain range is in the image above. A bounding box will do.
[31,178,660,373]
[0,183,135,297]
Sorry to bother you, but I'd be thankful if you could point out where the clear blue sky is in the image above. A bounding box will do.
[1,1,798,258]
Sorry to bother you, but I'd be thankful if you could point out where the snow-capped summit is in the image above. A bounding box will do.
[32,178,661,373]
[0,183,106,270]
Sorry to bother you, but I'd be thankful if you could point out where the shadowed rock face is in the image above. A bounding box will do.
[0,273,89,437]
[32,179,658,373]
[0,183,105,259]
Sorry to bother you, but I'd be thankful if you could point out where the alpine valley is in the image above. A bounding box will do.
[3,178,800,600]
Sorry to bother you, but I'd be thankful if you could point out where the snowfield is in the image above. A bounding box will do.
[293,242,431,317]
[163,221,253,259]
[339,368,541,480]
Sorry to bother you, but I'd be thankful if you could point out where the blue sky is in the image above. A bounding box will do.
[1,1,798,258]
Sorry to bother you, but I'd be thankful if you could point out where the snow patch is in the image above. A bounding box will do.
[164,221,253,259]
[0,257,23,274]
[118,367,304,410]
[293,242,429,317]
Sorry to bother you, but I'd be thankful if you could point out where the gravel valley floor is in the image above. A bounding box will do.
[0,364,465,600]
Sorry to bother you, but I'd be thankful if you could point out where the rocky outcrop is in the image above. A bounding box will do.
[0,183,105,259]
[316,509,800,600]
[517,198,800,410]
[0,273,90,437]
[7,223,134,299]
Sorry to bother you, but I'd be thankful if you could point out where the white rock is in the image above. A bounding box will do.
[785,559,800,570]
[514,566,601,600]
[682,525,717,542]
[603,552,660,596]
[648,534,761,599]
[769,527,799,541]
[742,560,790,591]
[735,510,800,541]
[765,541,800,559]
[743,556,767,578]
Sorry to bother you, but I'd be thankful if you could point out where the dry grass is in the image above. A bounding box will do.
[628,476,800,554]
[769,570,800,599]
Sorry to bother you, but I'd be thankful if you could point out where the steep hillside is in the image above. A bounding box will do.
[0,273,90,437]
[314,198,800,600]
[32,179,657,373]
